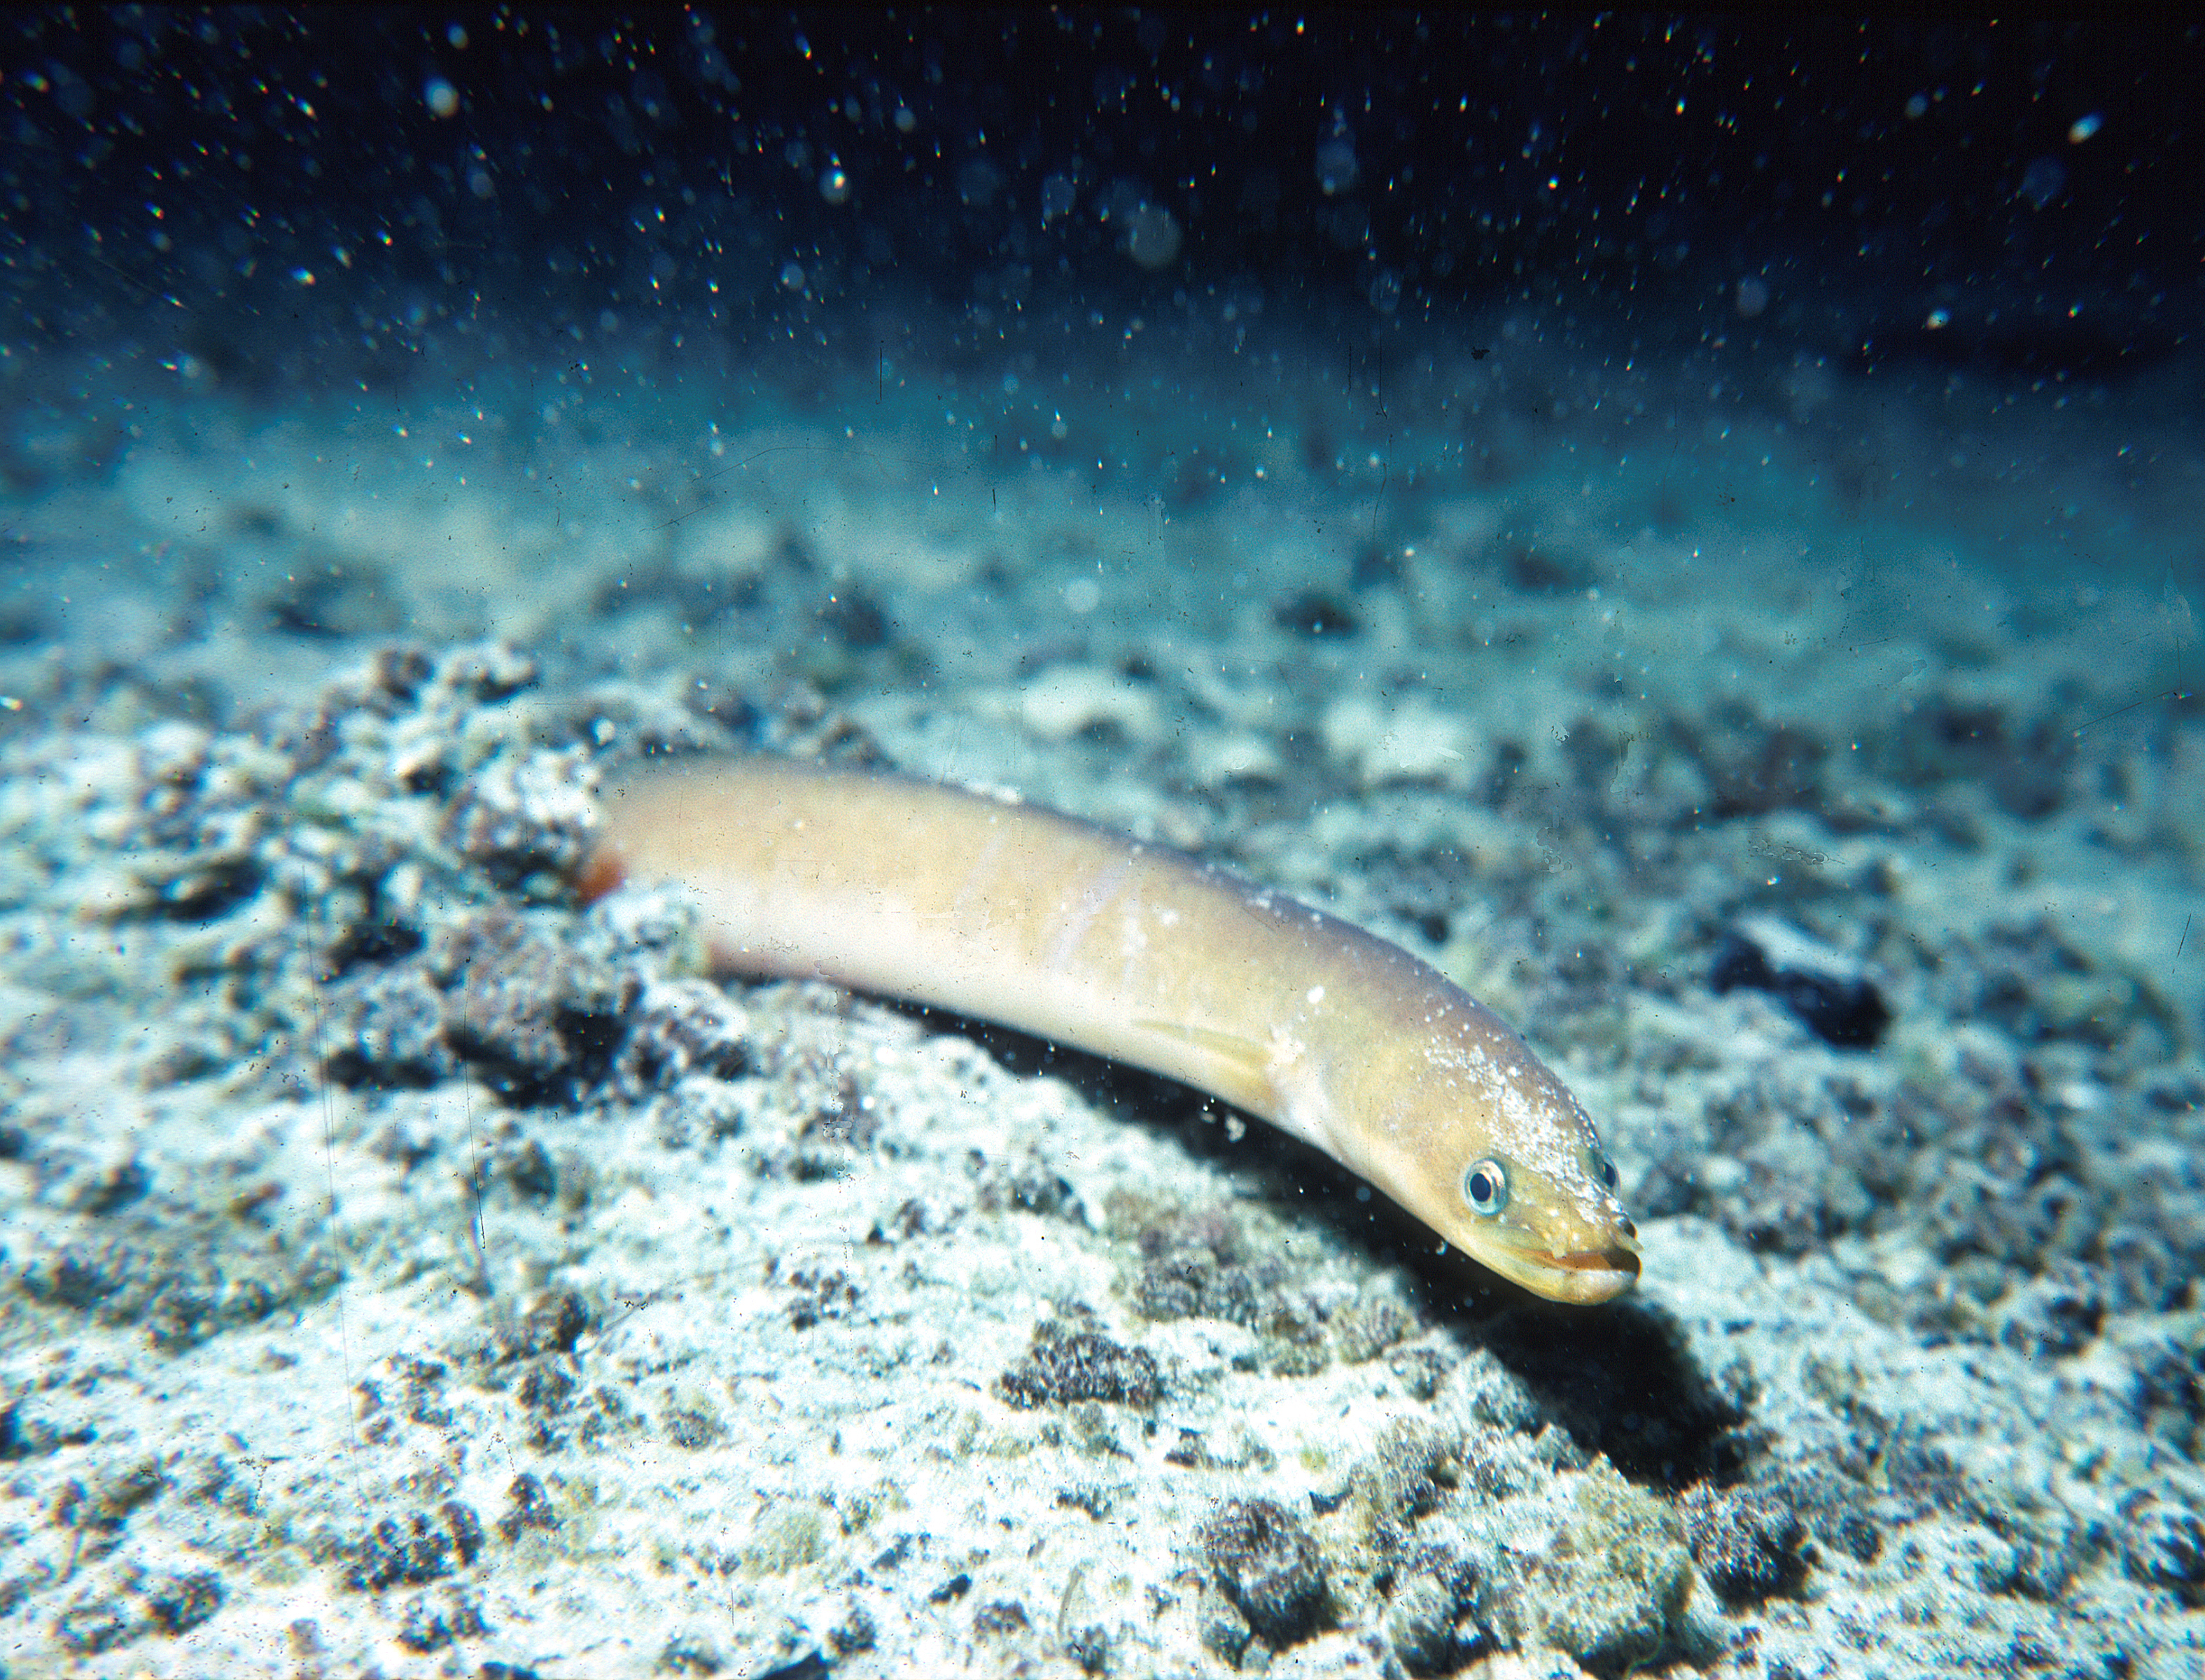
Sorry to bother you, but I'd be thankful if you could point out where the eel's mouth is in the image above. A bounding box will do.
[1540,1241,1641,1300]
[1476,1226,1642,1306]
[1544,1244,1642,1278]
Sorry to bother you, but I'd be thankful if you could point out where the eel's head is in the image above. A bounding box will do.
[1369,1011,1642,1306]
[1444,1142,1642,1306]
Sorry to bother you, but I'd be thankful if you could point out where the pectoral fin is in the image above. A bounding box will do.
[1130,1018,1278,1114]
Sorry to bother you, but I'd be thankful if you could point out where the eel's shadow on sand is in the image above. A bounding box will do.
[903,1006,1756,1491]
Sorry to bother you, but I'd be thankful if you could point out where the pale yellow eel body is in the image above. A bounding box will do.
[581,757,1639,1304]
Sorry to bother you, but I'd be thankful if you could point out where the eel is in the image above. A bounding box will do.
[580,757,1639,1304]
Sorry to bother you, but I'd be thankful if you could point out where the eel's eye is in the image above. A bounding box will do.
[1462,1158,1508,1217]
[1594,1153,1618,1191]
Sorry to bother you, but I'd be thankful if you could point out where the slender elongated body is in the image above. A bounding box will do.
[580,757,1639,1303]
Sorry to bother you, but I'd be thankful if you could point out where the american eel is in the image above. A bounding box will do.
[580,758,1639,1304]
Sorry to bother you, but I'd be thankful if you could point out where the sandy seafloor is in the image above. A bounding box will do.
[1,307,2202,1680]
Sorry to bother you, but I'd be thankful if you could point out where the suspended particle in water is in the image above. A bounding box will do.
[2018,156,2067,209]
[1040,173,1077,227]
[1315,109,1359,195]
[1124,202,1182,271]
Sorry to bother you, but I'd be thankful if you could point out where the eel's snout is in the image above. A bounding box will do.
[1531,1236,1640,1305]
[1478,1214,1642,1306]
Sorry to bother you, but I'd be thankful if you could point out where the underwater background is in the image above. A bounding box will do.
[1,10,2201,1676]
